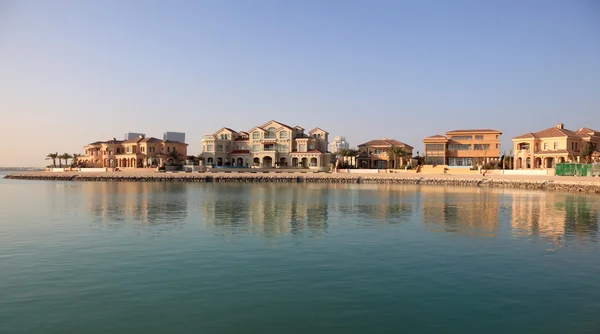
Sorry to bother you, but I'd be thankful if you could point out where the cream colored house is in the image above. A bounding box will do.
[423,129,502,167]
[79,135,188,168]
[201,120,331,171]
[512,123,600,169]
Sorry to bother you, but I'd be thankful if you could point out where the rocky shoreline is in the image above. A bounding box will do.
[4,172,600,194]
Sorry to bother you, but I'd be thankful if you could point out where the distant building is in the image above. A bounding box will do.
[163,131,186,143]
[512,123,600,169]
[423,129,502,167]
[78,134,188,168]
[357,138,413,169]
[201,120,331,171]
[124,132,146,141]
[330,136,350,153]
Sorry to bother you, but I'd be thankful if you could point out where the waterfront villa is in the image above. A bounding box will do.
[200,120,331,171]
[356,138,414,169]
[78,135,188,168]
[423,129,502,167]
[512,123,600,169]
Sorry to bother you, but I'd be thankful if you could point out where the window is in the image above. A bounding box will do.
[167,147,171,153]
[474,144,490,150]
[266,127,276,138]
[448,157,472,166]
[375,149,383,154]
[280,131,288,139]
[451,136,472,140]
[216,144,223,152]
[554,142,558,149]
[299,144,306,152]
[495,144,499,149]
[475,135,483,140]
[207,145,214,152]
[109,150,113,155]
[220,134,228,140]
[252,144,260,152]
[253,132,260,139]
[309,143,315,150]
[127,146,131,153]
[278,144,289,152]
[543,143,548,150]
[426,144,445,151]
[496,135,499,139]
[448,144,472,151]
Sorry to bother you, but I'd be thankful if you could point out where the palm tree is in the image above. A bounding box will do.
[46,152,58,167]
[60,153,73,167]
[72,154,81,167]
[168,149,182,165]
[386,145,409,169]
[580,142,596,164]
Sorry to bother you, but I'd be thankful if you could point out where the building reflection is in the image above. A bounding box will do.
[81,182,188,230]
[421,186,502,237]
[511,192,599,246]
[200,183,329,237]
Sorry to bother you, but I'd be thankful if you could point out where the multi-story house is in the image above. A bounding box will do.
[330,136,350,153]
[512,123,600,169]
[78,135,188,168]
[201,120,331,171]
[423,129,502,167]
[356,138,413,169]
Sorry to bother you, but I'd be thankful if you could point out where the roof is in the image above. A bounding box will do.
[308,127,329,134]
[164,140,188,145]
[358,139,414,149]
[446,129,502,134]
[259,120,294,131]
[141,137,163,143]
[577,127,600,137]
[513,125,581,140]
[234,137,249,141]
[423,134,448,142]
[213,127,238,135]
[123,137,145,144]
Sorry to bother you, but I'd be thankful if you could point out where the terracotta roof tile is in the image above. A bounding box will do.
[446,129,502,134]
[358,139,413,149]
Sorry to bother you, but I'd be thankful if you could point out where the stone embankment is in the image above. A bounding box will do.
[5,173,600,194]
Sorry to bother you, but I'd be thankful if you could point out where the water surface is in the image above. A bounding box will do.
[1,176,600,333]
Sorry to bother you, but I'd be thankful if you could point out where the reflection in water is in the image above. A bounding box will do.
[70,181,600,246]
[201,184,329,237]
[421,187,502,237]
[512,192,599,247]
[81,182,189,231]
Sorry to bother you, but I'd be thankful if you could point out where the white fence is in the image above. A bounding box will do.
[78,168,108,172]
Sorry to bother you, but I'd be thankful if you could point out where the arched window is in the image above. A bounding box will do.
[267,127,276,138]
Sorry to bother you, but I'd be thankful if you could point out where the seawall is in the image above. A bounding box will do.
[5,172,600,194]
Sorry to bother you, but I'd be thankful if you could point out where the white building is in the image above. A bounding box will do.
[331,136,350,153]
[124,132,145,140]
[163,131,186,143]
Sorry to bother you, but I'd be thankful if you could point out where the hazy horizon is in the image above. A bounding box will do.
[1,0,599,167]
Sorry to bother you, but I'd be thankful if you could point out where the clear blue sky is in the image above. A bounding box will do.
[1,0,598,166]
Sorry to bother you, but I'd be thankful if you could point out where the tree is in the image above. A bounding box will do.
[580,142,596,164]
[167,149,183,165]
[60,153,73,167]
[386,145,409,169]
[46,152,58,167]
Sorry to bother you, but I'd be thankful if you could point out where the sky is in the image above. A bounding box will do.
[0,0,599,167]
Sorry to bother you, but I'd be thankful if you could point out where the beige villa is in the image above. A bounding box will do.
[423,129,502,167]
[512,123,600,169]
[201,120,331,171]
[78,135,188,168]
[357,138,413,169]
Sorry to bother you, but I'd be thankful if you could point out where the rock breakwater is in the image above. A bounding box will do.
[5,173,600,194]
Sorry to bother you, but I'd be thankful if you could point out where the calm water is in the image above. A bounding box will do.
[1,174,600,333]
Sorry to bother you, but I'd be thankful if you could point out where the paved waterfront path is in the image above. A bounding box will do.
[5,171,600,194]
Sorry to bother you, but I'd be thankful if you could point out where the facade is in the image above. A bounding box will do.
[356,138,413,169]
[78,135,188,168]
[201,120,331,170]
[124,132,145,140]
[163,131,186,143]
[330,136,350,153]
[512,123,600,169]
[423,129,502,167]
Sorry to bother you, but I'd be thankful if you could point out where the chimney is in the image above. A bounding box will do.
[382,137,387,140]
[557,123,564,129]
[112,137,116,141]
[139,134,144,138]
